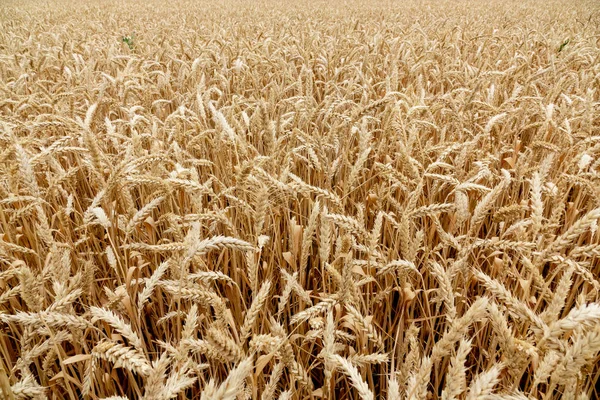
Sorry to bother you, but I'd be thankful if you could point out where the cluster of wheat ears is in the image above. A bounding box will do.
[1,0,599,399]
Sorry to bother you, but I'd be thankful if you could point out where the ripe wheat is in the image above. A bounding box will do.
[0,0,599,398]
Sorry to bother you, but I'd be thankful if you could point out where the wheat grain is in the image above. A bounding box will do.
[333,355,374,400]
[1,1,599,399]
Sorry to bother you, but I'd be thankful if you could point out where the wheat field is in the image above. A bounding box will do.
[1,0,600,399]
